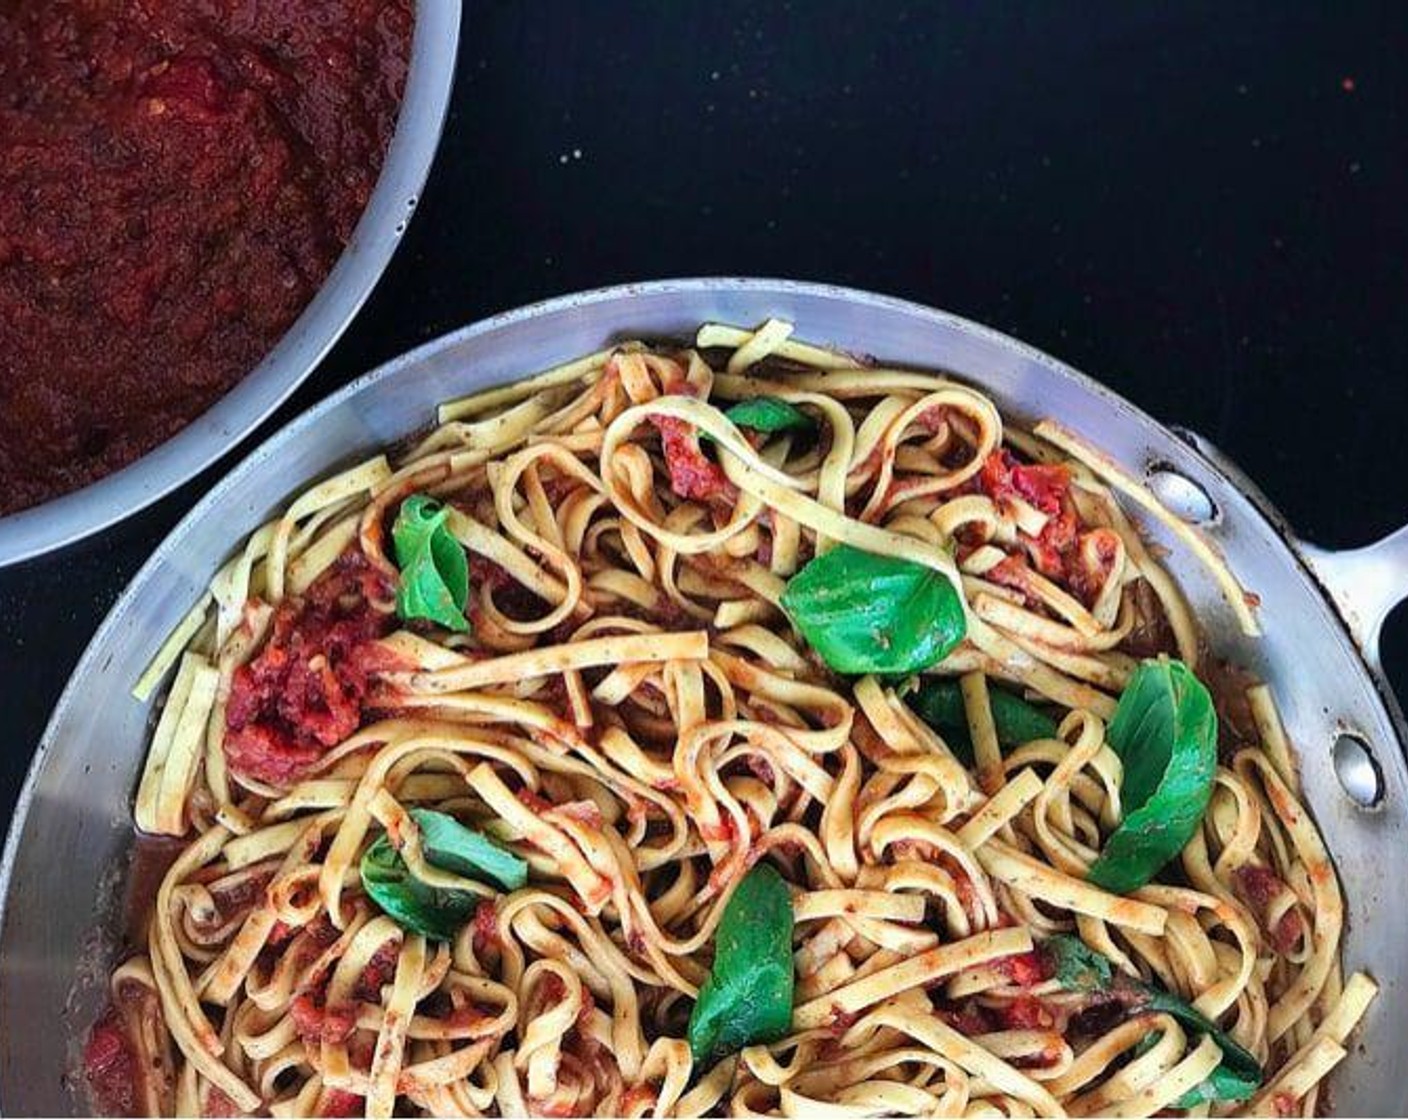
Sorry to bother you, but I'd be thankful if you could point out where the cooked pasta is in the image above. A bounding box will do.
[87,321,1374,1118]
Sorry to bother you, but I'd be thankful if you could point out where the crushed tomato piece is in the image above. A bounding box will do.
[650,415,735,502]
[1027,507,1079,578]
[984,553,1034,599]
[996,948,1052,988]
[978,450,1070,517]
[977,451,1079,580]
[224,552,398,787]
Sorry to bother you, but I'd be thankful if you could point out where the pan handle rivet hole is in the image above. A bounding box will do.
[1332,734,1384,808]
[1147,466,1217,525]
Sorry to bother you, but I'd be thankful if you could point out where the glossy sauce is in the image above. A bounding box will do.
[0,1,412,514]
[83,836,186,1115]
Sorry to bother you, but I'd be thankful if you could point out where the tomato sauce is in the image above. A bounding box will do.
[996,994,1054,1030]
[353,942,400,1003]
[468,551,549,622]
[472,899,501,956]
[83,1008,140,1118]
[290,988,358,1047]
[1234,863,1306,955]
[996,947,1052,988]
[0,1,412,514]
[515,786,555,815]
[650,415,735,503]
[204,1088,240,1118]
[319,1088,366,1118]
[84,970,174,1118]
[937,999,996,1036]
[1069,527,1122,605]
[979,450,1070,518]
[977,450,1080,581]
[224,552,398,787]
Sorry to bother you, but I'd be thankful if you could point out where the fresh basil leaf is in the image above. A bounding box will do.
[724,396,815,435]
[392,494,469,632]
[1042,934,1115,992]
[360,809,526,941]
[1125,1024,1241,1105]
[1086,659,1217,894]
[360,834,477,941]
[413,809,527,891]
[687,863,795,1066]
[1145,990,1262,1107]
[780,545,966,675]
[908,679,1058,765]
[1043,934,1262,1106]
[1174,1061,1262,1110]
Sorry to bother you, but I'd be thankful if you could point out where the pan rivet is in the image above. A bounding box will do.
[1148,466,1217,524]
[1333,734,1384,808]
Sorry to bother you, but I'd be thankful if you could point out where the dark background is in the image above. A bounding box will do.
[1,1,1406,828]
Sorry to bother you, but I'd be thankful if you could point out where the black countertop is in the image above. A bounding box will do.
[2,2,1406,829]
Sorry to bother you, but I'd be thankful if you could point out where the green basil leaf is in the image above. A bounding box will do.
[1173,1061,1263,1109]
[1086,659,1217,894]
[1042,934,1115,992]
[908,679,1057,766]
[360,834,477,942]
[1146,991,1262,1107]
[392,494,469,632]
[687,863,795,1066]
[724,396,815,435]
[1124,1026,1253,1105]
[1043,934,1262,1106]
[1129,1030,1162,1059]
[780,545,966,675]
[413,809,527,891]
[359,809,526,941]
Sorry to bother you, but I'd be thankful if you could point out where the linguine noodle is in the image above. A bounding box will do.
[94,321,1373,1118]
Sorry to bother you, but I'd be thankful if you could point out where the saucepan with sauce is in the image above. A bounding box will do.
[0,0,459,566]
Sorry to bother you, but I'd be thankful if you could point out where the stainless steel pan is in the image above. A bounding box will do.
[1,279,1403,1115]
[0,0,460,566]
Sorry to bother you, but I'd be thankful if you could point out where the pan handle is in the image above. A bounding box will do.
[1300,527,1408,672]
[1171,425,1407,671]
